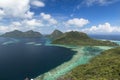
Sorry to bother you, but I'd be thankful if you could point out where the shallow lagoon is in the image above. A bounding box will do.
[34,38,117,80]
[34,44,113,80]
[0,37,118,80]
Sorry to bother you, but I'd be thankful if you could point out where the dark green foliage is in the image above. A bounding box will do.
[48,29,63,40]
[23,30,42,38]
[58,47,120,80]
[52,31,118,46]
[1,30,42,38]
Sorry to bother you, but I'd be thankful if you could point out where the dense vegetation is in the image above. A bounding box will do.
[1,30,42,38]
[58,47,120,80]
[48,29,63,40]
[52,31,118,46]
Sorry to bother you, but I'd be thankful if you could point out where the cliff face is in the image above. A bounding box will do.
[52,31,118,46]
[1,30,42,38]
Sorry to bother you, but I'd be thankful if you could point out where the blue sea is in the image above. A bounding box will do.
[0,35,119,80]
[89,35,120,41]
[89,35,120,45]
[0,37,75,80]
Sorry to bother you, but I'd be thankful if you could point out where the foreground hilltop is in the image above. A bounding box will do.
[52,31,118,46]
[58,47,120,80]
[1,30,42,38]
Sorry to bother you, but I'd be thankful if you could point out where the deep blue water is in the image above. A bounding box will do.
[0,37,75,80]
[89,35,120,41]
[0,35,119,80]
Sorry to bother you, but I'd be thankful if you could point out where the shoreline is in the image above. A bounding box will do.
[34,44,113,80]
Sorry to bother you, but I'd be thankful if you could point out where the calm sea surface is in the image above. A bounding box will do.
[0,37,75,80]
[89,35,120,41]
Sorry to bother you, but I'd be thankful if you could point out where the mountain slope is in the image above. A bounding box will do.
[52,31,118,46]
[23,30,42,38]
[1,30,42,38]
[48,29,63,40]
[58,47,120,80]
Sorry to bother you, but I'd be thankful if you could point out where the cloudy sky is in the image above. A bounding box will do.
[0,0,120,34]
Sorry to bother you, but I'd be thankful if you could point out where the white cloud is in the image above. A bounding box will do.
[40,13,51,20]
[0,0,45,18]
[83,0,119,6]
[23,19,43,27]
[0,25,20,33]
[0,0,30,18]
[0,19,41,33]
[66,18,89,27]
[31,0,45,7]
[0,9,5,19]
[0,26,9,33]
[0,16,58,33]
[82,22,120,34]
[0,0,59,34]
[12,22,22,26]
[40,13,58,25]
[24,11,34,19]
[0,9,5,16]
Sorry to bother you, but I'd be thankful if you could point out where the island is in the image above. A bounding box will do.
[58,46,120,80]
[47,29,63,40]
[52,31,118,46]
[0,30,42,38]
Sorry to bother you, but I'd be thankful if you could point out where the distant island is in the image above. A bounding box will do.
[0,30,42,38]
[0,29,118,46]
[52,31,118,46]
[58,46,120,80]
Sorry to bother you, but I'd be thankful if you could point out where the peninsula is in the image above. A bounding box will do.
[52,31,118,46]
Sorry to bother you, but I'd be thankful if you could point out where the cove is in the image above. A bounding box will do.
[0,38,76,80]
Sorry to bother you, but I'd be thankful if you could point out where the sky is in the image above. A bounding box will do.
[0,0,120,34]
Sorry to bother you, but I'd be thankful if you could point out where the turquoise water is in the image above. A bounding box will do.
[35,44,112,80]
[35,38,120,80]
[111,40,120,45]
[1,37,118,80]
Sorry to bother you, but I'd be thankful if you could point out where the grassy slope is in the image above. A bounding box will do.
[58,47,120,80]
[52,31,118,46]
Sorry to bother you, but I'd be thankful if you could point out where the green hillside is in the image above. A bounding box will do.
[48,29,63,40]
[52,31,118,46]
[58,47,120,80]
